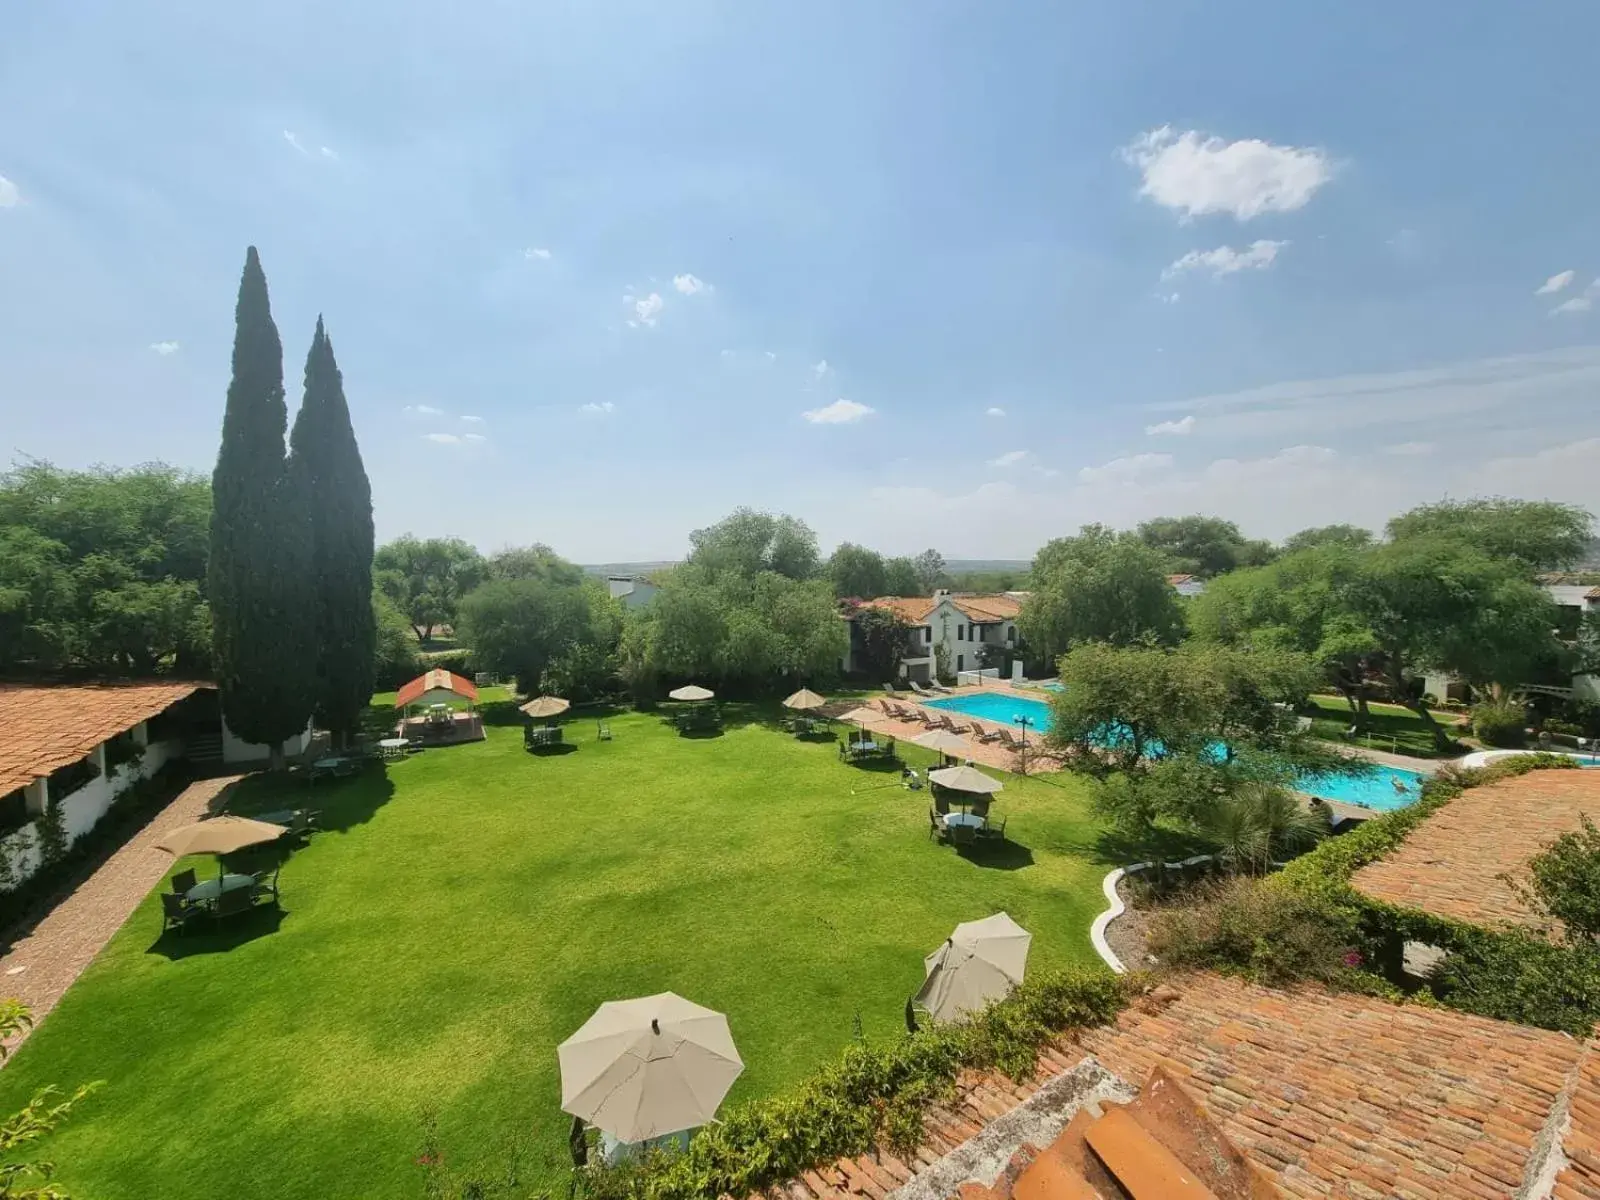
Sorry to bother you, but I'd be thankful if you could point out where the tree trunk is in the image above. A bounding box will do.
[1392,669,1452,750]
[412,624,431,644]
[268,743,286,772]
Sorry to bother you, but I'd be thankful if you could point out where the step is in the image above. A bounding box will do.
[1085,1108,1218,1200]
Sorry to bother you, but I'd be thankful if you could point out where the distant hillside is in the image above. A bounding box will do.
[583,558,1032,580]
[582,562,678,577]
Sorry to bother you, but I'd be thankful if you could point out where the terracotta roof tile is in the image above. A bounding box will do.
[951,595,1023,622]
[394,669,478,708]
[859,596,938,623]
[1351,768,1600,934]
[0,682,205,796]
[1077,973,1585,1199]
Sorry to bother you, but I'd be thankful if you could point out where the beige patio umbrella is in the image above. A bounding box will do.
[782,688,827,711]
[668,684,715,702]
[156,815,287,859]
[559,992,744,1143]
[837,706,880,744]
[927,764,1004,796]
[914,912,1032,1022]
[913,729,972,757]
[520,695,571,719]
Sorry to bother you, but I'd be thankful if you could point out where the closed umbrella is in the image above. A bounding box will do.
[782,688,827,711]
[913,730,972,758]
[521,695,571,719]
[914,912,1032,1022]
[927,764,1003,795]
[559,992,744,1143]
[668,684,715,702]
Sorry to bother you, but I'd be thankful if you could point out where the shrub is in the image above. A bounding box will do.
[1429,930,1600,1037]
[1472,698,1528,748]
[1520,814,1600,945]
[419,648,475,678]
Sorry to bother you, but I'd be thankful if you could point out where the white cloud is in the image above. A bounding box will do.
[1381,441,1435,457]
[282,130,308,155]
[319,145,338,161]
[424,433,462,444]
[525,247,552,261]
[632,293,664,327]
[803,398,874,425]
[1482,438,1600,508]
[1145,415,1195,437]
[1552,296,1593,316]
[1078,452,1174,484]
[460,415,485,424]
[812,360,829,378]
[1535,270,1575,296]
[989,450,1029,468]
[1160,292,1181,304]
[580,401,615,415]
[1162,239,1287,279]
[765,351,778,362]
[0,175,18,208]
[1121,126,1333,221]
[673,273,707,295]
[148,341,180,356]
[404,404,445,416]
[463,433,486,443]
[986,407,1006,418]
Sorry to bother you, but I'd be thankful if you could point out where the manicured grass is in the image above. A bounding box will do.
[0,699,1113,1200]
[1304,693,1468,759]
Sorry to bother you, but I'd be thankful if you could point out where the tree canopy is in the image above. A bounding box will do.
[1281,524,1374,554]
[1136,515,1274,578]
[457,569,618,697]
[686,508,820,581]
[1018,525,1184,661]
[826,543,888,599]
[882,556,922,597]
[373,536,486,641]
[912,549,947,592]
[1386,498,1593,574]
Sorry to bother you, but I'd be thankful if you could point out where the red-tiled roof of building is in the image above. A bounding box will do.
[1167,574,1196,585]
[1077,972,1589,1198]
[1587,586,1600,602]
[952,594,1023,622]
[394,669,478,708]
[1351,766,1600,935]
[858,596,939,623]
[0,682,205,796]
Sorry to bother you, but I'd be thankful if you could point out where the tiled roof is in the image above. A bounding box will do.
[1587,586,1600,602]
[1558,1045,1600,1199]
[951,594,1023,622]
[394,669,478,708]
[1352,767,1600,934]
[0,682,205,796]
[1078,973,1588,1198]
[862,596,939,623]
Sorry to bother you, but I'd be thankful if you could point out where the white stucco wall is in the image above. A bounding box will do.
[221,716,313,764]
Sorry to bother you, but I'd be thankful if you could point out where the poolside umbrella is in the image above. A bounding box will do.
[558,992,744,1143]
[668,684,715,702]
[782,688,827,711]
[913,729,971,758]
[520,695,571,720]
[837,706,880,744]
[914,912,1032,1022]
[927,764,1004,796]
[156,816,287,883]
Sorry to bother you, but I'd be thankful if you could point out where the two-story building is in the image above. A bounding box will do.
[842,590,1027,683]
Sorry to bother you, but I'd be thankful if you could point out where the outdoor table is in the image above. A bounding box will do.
[850,741,880,753]
[186,873,257,904]
[256,809,296,827]
[378,738,410,759]
[311,756,358,784]
[941,812,986,831]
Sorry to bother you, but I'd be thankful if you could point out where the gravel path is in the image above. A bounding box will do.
[0,774,244,1057]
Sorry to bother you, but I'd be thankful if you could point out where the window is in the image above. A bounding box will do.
[1006,626,1016,644]
[968,623,976,640]
[0,789,27,837]
[923,626,932,644]
[957,654,965,671]
[956,626,964,641]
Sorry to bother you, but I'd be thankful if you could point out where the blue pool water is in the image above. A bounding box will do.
[923,691,1426,810]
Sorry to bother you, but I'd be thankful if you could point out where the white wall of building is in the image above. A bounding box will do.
[221,716,312,765]
[607,577,659,610]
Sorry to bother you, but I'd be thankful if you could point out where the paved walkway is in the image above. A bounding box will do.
[835,697,1062,775]
[0,773,243,1057]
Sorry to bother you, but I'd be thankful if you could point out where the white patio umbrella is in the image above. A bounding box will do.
[782,688,828,711]
[927,764,1004,796]
[520,695,571,719]
[913,729,972,757]
[558,992,744,1143]
[668,684,715,702]
[837,706,880,744]
[914,912,1032,1022]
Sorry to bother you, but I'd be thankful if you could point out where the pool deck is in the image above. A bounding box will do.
[859,686,1063,774]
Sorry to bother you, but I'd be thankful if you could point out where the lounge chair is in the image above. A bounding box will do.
[974,723,1003,744]
[936,714,969,734]
[929,681,954,694]
[878,698,896,715]
[883,683,900,696]
[171,867,197,896]
[161,891,204,936]
[908,681,934,697]
[995,728,1022,751]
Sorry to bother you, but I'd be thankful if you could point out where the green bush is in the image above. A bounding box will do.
[1471,699,1528,748]
[577,967,1126,1200]
[420,648,475,678]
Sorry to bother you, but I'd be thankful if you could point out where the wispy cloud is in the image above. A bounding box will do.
[812,360,829,378]
[463,432,486,443]
[765,351,777,362]
[525,247,552,261]
[719,349,735,359]
[282,130,308,155]
[986,407,1006,418]
[627,292,664,327]
[1146,415,1195,436]
[1078,452,1175,484]
[460,415,485,424]
[1163,240,1286,280]
[1121,127,1333,221]
[148,341,180,356]
[1535,269,1575,296]
[580,401,616,415]
[1381,441,1436,457]
[319,145,338,161]
[424,432,462,444]
[803,398,874,425]
[1551,280,1598,316]
[673,273,707,295]
[404,404,445,416]
[0,174,18,208]
[989,450,1029,467]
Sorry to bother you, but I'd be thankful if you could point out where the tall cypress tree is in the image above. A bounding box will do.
[289,317,376,746]
[209,247,315,767]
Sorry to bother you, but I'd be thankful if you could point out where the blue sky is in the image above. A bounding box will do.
[2,2,1597,562]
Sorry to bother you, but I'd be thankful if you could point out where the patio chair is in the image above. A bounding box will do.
[171,867,197,896]
[933,791,951,816]
[928,807,945,841]
[979,816,1007,841]
[597,722,613,741]
[937,714,969,734]
[948,822,978,849]
[974,723,1003,744]
[908,680,934,697]
[213,886,255,923]
[971,796,992,820]
[883,682,900,696]
[929,681,955,694]
[161,891,204,936]
[995,728,1022,751]
[252,866,281,906]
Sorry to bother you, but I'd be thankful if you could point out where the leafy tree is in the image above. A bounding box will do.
[1578,611,1600,677]
[826,543,888,599]
[1136,515,1270,578]
[208,247,314,767]
[852,606,911,682]
[1342,538,1559,748]
[373,535,486,642]
[457,573,616,697]
[882,556,921,597]
[486,544,586,587]
[1387,498,1594,574]
[687,509,820,581]
[1521,814,1600,945]
[1200,782,1329,874]
[1019,526,1183,660]
[912,549,947,592]
[0,1000,99,1199]
[288,318,375,746]
[372,593,422,689]
[1281,524,1374,554]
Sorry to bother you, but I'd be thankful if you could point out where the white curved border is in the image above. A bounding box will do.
[1090,854,1215,974]
[1456,748,1600,769]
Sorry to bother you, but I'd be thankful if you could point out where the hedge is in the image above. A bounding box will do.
[419,648,475,678]
[578,966,1127,1200]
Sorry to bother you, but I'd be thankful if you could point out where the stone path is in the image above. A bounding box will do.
[0,773,243,1057]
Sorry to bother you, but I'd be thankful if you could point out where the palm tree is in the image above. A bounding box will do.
[1200,782,1329,874]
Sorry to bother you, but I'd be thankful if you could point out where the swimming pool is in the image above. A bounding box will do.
[922,690,1427,810]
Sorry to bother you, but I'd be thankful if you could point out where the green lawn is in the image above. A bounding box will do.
[1304,693,1469,758]
[0,699,1113,1200]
